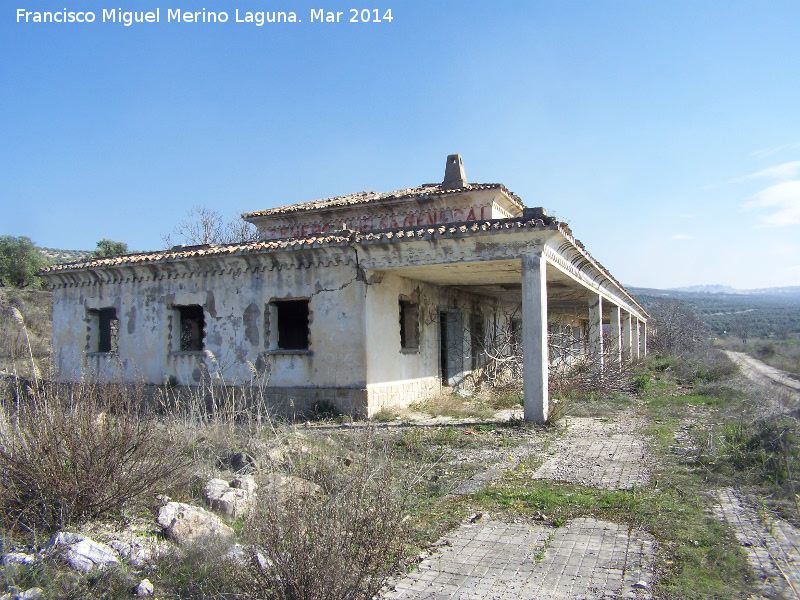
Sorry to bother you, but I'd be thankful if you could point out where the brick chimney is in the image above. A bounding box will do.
[442,154,468,190]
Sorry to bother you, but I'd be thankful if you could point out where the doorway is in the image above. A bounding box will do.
[439,310,464,386]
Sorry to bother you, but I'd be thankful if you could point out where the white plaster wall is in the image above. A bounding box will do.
[51,259,368,388]
[363,271,518,404]
[364,272,441,387]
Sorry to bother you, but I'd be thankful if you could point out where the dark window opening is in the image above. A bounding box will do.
[276,300,309,350]
[470,316,484,368]
[178,305,205,352]
[510,318,522,355]
[97,307,118,353]
[399,300,419,350]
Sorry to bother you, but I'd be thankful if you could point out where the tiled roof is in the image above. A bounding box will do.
[39,216,646,317]
[242,183,524,219]
[41,217,553,274]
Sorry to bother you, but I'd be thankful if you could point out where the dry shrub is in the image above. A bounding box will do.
[235,434,411,600]
[0,289,52,373]
[674,346,737,384]
[547,348,638,423]
[0,381,191,534]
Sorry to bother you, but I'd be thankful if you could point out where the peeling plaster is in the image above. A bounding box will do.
[126,305,136,334]
[243,303,260,346]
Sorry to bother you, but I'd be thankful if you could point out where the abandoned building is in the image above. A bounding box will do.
[42,155,648,422]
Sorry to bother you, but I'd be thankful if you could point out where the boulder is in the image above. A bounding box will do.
[1,589,45,600]
[136,579,154,596]
[47,532,120,573]
[231,474,258,495]
[225,543,272,570]
[203,477,257,520]
[260,473,322,501]
[157,502,234,546]
[108,537,161,569]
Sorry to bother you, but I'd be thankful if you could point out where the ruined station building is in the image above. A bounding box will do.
[42,155,647,422]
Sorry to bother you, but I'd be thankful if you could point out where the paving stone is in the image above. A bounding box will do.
[532,417,650,490]
[713,488,800,599]
[383,518,654,599]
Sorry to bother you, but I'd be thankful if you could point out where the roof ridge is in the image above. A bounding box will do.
[242,182,522,219]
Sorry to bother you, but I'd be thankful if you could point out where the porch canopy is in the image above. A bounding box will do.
[351,215,648,423]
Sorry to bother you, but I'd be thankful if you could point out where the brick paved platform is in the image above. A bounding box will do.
[533,418,650,490]
[384,517,654,600]
[713,488,800,599]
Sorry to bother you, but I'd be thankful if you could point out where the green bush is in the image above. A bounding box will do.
[675,348,737,384]
[91,238,128,259]
[0,236,50,289]
[724,419,800,488]
[756,341,776,359]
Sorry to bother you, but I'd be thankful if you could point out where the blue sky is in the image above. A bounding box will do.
[2,1,800,289]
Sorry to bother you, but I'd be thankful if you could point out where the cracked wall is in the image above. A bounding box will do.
[52,257,369,390]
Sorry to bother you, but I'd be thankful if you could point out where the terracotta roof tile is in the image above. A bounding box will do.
[41,217,552,274]
[242,183,524,219]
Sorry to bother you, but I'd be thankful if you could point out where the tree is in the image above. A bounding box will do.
[648,298,707,357]
[734,313,751,345]
[163,206,259,248]
[92,238,128,258]
[0,236,50,289]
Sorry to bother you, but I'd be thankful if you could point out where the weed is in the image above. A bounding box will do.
[0,381,191,534]
[235,433,411,600]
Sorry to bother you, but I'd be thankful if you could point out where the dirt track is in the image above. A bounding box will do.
[724,351,800,406]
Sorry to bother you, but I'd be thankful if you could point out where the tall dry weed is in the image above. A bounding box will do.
[235,433,411,600]
[0,381,191,534]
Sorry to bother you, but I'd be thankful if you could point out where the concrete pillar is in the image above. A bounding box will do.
[640,321,647,357]
[633,318,640,360]
[522,254,548,423]
[609,305,622,365]
[621,311,632,362]
[588,294,603,372]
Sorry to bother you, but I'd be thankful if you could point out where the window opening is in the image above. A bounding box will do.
[470,315,484,368]
[275,300,309,350]
[510,318,523,355]
[177,305,205,352]
[399,300,419,350]
[96,307,118,353]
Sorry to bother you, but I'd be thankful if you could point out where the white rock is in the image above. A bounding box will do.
[136,578,154,596]
[260,472,322,501]
[203,478,256,520]
[21,589,45,600]
[157,502,234,546]
[108,539,155,569]
[47,533,120,573]
[231,475,258,494]
[1,553,35,567]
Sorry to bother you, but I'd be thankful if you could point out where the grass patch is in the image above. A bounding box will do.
[413,393,497,420]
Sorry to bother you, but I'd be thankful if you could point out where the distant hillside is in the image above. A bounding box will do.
[629,286,800,338]
[40,247,92,264]
[670,284,800,297]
